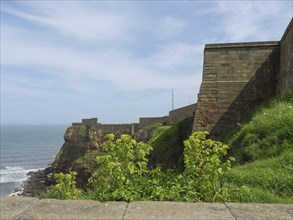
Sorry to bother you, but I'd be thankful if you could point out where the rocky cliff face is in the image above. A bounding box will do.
[22,125,104,196]
[51,125,103,188]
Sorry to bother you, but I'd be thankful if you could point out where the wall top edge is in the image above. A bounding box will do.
[205,41,279,50]
[139,116,169,119]
[280,17,293,44]
[100,123,139,126]
[169,103,196,113]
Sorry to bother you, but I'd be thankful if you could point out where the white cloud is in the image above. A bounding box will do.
[214,1,292,42]
[2,18,201,87]
[1,1,137,43]
[1,1,291,124]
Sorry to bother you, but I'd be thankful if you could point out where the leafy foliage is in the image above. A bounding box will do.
[181,131,234,201]
[42,132,233,202]
[88,134,155,201]
[42,131,233,202]
[40,172,82,200]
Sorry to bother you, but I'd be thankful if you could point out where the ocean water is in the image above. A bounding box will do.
[0,125,67,196]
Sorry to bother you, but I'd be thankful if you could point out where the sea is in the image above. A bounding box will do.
[0,125,67,196]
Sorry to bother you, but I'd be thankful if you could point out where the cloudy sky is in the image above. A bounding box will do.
[1,1,292,125]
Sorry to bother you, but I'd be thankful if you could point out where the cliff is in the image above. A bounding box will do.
[51,125,103,188]
[22,125,104,196]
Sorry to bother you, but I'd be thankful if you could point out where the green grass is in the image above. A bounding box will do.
[134,122,171,143]
[44,91,293,203]
[225,150,293,203]
[148,117,194,171]
[149,125,172,143]
[225,90,293,163]
[223,90,293,203]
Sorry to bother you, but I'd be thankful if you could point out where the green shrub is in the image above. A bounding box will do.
[40,171,82,200]
[182,131,235,202]
[88,134,158,201]
[42,132,234,202]
[87,132,233,202]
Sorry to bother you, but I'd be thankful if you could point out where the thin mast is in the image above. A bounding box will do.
[172,89,174,110]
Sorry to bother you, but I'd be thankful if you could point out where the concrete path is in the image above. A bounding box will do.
[0,196,292,220]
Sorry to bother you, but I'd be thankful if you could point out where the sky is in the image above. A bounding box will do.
[1,1,292,125]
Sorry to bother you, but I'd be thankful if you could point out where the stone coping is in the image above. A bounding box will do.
[205,41,279,50]
[1,196,292,220]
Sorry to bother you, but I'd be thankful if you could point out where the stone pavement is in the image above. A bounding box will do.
[0,196,292,220]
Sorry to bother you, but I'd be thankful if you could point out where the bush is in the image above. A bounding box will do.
[40,171,82,200]
[42,132,234,202]
[87,132,233,202]
[88,134,158,201]
[182,131,235,201]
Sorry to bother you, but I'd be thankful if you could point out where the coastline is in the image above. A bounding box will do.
[20,167,54,197]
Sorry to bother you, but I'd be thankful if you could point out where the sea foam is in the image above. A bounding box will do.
[0,166,42,183]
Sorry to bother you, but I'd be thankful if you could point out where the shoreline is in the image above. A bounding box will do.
[20,167,54,197]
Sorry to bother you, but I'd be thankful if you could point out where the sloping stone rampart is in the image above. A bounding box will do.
[277,18,293,94]
[193,42,279,138]
[169,103,196,124]
[193,18,293,139]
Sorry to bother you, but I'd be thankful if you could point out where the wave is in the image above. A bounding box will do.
[0,166,44,184]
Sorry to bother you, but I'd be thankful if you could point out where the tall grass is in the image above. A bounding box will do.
[226,90,293,163]
[225,150,293,203]
[224,90,293,203]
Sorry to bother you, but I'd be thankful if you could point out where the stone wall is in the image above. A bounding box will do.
[192,18,293,139]
[169,104,196,124]
[139,116,169,129]
[81,118,98,127]
[72,123,83,126]
[72,118,98,127]
[193,42,279,138]
[277,18,293,94]
[99,123,139,135]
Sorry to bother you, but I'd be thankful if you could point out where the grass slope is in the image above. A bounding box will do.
[148,117,194,172]
[134,122,171,143]
[223,90,293,203]
[224,90,293,163]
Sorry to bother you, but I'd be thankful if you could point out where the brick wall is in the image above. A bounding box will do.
[277,18,293,94]
[169,103,196,124]
[193,42,279,139]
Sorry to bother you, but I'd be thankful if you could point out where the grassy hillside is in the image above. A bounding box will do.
[224,90,293,163]
[134,122,171,143]
[225,151,293,203]
[148,117,194,172]
[223,90,293,203]
[42,91,292,203]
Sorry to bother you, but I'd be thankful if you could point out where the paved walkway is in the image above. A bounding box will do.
[0,196,292,220]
